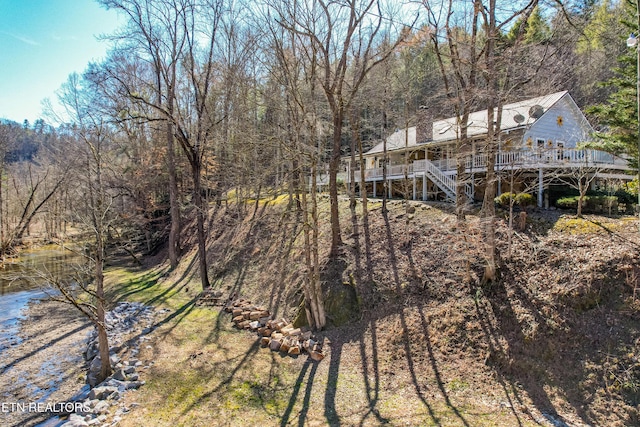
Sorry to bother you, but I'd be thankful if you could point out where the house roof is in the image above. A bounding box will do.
[366,91,570,156]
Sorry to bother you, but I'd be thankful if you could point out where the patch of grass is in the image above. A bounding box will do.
[552,216,613,234]
[226,380,281,411]
[105,265,197,310]
[265,193,290,205]
[448,378,470,392]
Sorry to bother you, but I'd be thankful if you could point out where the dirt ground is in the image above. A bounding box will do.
[0,299,91,427]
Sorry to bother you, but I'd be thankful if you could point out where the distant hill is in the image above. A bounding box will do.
[0,118,56,163]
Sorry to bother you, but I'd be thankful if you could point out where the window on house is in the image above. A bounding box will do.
[536,138,545,159]
[557,141,565,160]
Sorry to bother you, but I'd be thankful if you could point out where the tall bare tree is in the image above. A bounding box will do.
[272,0,413,256]
[264,11,327,329]
[426,0,487,221]
[54,72,120,384]
[101,0,229,289]
[100,0,186,270]
[425,0,541,282]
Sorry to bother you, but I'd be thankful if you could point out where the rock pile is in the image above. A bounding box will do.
[59,301,163,427]
[84,301,156,387]
[225,298,325,361]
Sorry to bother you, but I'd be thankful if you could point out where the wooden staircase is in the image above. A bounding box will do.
[422,159,473,202]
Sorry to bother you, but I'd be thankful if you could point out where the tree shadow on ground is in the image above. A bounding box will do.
[106,258,192,308]
[380,209,470,427]
[109,269,165,303]
[305,206,472,426]
[207,204,301,319]
[0,321,91,376]
[151,296,199,338]
[280,358,319,427]
[475,273,610,427]
[177,340,261,419]
[323,334,342,426]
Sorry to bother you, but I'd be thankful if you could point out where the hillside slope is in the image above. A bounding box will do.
[116,197,640,426]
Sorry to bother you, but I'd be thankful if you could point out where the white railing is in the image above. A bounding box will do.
[350,148,627,180]
[431,158,457,171]
[493,148,622,170]
[424,160,456,194]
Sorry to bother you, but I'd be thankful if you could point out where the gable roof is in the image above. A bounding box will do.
[366,91,572,155]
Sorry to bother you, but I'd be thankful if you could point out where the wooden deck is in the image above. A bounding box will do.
[332,148,631,184]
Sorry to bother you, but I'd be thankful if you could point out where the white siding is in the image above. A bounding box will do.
[523,95,592,149]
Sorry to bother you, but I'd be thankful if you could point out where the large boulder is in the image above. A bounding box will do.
[88,386,119,400]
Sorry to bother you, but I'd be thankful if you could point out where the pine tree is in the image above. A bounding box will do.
[506,6,550,44]
[587,0,639,168]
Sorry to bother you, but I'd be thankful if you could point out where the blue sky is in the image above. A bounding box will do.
[0,0,122,125]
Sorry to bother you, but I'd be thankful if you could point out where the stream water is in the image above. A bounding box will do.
[0,246,83,353]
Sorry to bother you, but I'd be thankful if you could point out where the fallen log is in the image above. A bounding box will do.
[269,338,282,351]
[288,345,301,356]
[279,338,291,354]
[309,350,325,361]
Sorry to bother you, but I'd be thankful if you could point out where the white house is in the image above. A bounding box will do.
[338,91,631,207]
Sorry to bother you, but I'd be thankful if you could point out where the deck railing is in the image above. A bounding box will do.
[347,148,628,181]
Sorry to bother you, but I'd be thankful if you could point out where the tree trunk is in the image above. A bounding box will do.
[310,160,326,329]
[300,160,325,330]
[349,106,360,212]
[456,116,470,221]
[328,109,343,256]
[95,234,112,383]
[192,161,210,290]
[167,121,181,269]
[358,133,368,219]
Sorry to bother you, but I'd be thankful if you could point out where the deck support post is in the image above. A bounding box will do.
[538,168,544,208]
[422,174,427,201]
[373,180,377,198]
[413,176,417,200]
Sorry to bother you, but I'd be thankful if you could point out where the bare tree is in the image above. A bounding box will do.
[1,161,68,255]
[426,0,482,221]
[53,72,121,384]
[556,155,607,217]
[99,0,187,270]
[264,12,327,329]
[101,0,230,289]
[271,0,413,256]
[425,0,543,282]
